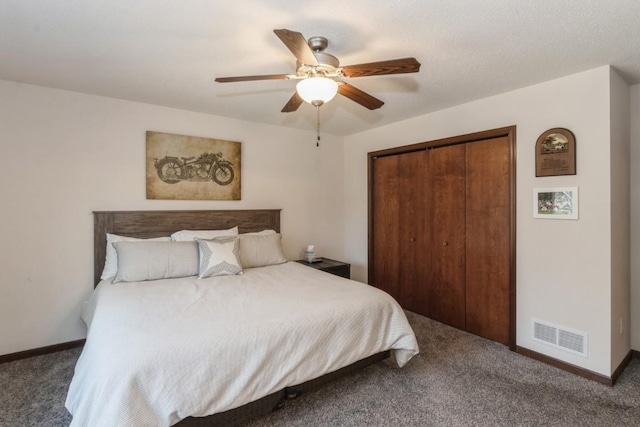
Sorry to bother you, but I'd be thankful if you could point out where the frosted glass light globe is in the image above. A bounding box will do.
[296,77,338,106]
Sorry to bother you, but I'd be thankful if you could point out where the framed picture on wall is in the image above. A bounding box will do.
[533,187,578,220]
[146,131,241,200]
[535,128,576,177]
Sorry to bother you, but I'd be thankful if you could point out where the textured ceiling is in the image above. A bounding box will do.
[1,1,639,136]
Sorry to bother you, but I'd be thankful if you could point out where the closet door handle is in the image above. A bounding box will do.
[410,237,416,242]
[442,241,448,246]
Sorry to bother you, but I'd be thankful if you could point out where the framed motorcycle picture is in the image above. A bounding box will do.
[146,131,241,200]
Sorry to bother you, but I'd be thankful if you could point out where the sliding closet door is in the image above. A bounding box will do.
[425,144,466,329]
[369,126,515,348]
[465,137,511,345]
[372,150,427,313]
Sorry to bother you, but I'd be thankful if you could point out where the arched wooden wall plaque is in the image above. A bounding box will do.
[535,128,576,177]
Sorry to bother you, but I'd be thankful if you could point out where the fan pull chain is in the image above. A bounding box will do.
[316,105,321,147]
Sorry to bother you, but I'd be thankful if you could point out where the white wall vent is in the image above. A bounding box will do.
[532,319,588,358]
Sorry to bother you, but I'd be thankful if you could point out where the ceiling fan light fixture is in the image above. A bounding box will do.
[296,77,338,106]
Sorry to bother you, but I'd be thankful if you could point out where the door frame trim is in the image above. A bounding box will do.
[367,125,517,350]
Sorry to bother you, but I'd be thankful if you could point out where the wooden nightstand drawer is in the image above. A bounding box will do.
[295,258,351,279]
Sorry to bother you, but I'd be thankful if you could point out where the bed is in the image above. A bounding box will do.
[66,210,419,427]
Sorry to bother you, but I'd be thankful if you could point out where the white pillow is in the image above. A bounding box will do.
[238,233,288,268]
[196,237,243,278]
[171,226,239,242]
[101,233,171,280]
[112,241,199,283]
[242,229,276,236]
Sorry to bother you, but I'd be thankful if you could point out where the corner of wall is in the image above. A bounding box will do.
[609,67,631,373]
[629,83,640,352]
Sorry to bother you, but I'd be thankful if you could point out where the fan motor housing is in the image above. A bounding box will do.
[296,52,340,77]
[294,36,341,77]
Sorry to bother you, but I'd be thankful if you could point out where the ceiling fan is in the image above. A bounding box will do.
[215,29,421,112]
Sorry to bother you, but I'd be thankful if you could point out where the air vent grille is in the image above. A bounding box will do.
[533,322,557,344]
[532,319,588,358]
[558,330,585,353]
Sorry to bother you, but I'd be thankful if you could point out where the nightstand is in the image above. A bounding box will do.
[295,258,351,279]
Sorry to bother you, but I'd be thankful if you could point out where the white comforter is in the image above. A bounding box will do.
[65,261,419,427]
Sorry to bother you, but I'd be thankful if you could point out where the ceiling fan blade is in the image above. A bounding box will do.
[281,92,303,113]
[215,74,290,83]
[341,57,421,78]
[338,83,384,110]
[273,29,318,66]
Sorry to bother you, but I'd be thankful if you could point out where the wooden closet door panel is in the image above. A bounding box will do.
[465,137,511,345]
[372,150,428,313]
[426,144,466,329]
[397,150,428,314]
[372,154,402,299]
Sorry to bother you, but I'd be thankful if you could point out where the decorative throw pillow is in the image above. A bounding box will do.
[196,236,243,278]
[112,241,199,283]
[238,233,288,268]
[171,226,238,242]
[101,233,171,280]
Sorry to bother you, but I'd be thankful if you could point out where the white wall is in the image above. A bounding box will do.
[609,70,631,372]
[0,79,345,356]
[631,84,640,351]
[344,66,617,376]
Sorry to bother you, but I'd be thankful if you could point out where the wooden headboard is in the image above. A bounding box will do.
[93,209,281,286]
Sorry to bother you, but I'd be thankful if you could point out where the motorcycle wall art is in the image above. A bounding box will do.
[154,152,234,186]
[146,131,241,200]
